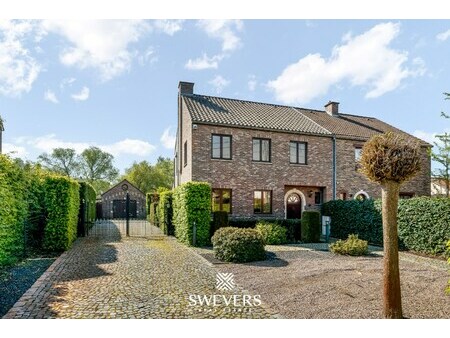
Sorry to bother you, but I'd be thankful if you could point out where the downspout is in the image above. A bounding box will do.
[332,135,337,200]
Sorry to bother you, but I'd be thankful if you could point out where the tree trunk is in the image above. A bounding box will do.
[381,181,403,319]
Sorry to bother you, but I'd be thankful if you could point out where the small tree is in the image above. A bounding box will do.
[359,132,421,319]
[431,93,450,197]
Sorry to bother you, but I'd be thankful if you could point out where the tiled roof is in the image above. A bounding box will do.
[182,94,331,135]
[182,94,430,146]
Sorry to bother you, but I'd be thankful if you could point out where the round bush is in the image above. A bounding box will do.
[211,227,266,263]
[255,221,287,245]
[329,234,368,256]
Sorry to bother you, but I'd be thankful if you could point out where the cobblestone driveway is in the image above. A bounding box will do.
[3,223,276,319]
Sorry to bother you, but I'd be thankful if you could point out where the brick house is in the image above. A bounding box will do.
[174,81,431,219]
[100,179,146,219]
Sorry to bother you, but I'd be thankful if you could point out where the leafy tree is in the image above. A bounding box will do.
[38,148,80,177]
[431,93,450,197]
[124,157,174,193]
[0,115,4,154]
[79,146,119,184]
[359,132,421,319]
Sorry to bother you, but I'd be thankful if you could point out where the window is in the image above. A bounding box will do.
[253,138,271,162]
[183,141,187,166]
[355,147,362,162]
[339,192,347,201]
[354,191,369,201]
[211,134,232,160]
[399,192,414,199]
[212,189,232,213]
[254,190,272,214]
[290,141,307,164]
[314,191,322,205]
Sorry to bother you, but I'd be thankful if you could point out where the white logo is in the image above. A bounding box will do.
[216,273,236,291]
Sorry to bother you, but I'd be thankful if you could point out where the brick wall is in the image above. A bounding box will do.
[191,124,334,218]
[101,181,146,219]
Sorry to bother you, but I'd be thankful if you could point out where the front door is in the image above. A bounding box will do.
[286,193,302,219]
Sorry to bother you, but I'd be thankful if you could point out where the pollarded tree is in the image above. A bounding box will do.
[359,132,421,319]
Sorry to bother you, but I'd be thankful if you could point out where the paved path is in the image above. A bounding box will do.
[3,223,276,319]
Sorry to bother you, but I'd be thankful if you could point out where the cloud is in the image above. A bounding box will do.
[3,143,28,157]
[71,86,90,101]
[102,139,156,157]
[185,53,223,70]
[267,22,425,105]
[160,127,176,149]
[248,75,257,91]
[436,29,450,41]
[0,20,41,97]
[42,20,150,81]
[197,20,243,52]
[154,20,184,36]
[138,47,158,66]
[60,77,76,89]
[44,89,58,103]
[17,134,155,157]
[413,129,450,145]
[209,75,230,94]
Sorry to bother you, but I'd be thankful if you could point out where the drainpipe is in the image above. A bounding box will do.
[332,135,337,200]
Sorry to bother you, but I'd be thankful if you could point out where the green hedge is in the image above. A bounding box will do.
[212,227,266,263]
[158,190,174,235]
[210,211,229,238]
[173,182,211,246]
[322,198,450,255]
[226,218,301,242]
[42,175,80,252]
[256,221,288,245]
[0,155,27,266]
[147,193,159,226]
[301,211,321,243]
[78,182,97,236]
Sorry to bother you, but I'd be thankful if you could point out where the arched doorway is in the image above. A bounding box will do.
[286,193,302,219]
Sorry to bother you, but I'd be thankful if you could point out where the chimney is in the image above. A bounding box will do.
[178,81,194,95]
[324,101,339,116]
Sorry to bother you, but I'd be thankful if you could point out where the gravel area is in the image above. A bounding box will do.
[195,244,450,319]
[0,258,55,317]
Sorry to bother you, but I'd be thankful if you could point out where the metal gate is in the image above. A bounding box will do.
[87,191,163,239]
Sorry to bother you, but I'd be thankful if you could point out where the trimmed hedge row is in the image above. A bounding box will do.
[42,175,80,252]
[0,155,27,266]
[301,211,322,243]
[173,182,211,246]
[158,190,174,235]
[322,198,450,255]
[225,218,301,242]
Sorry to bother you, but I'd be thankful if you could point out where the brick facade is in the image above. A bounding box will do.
[175,82,432,219]
[101,179,146,219]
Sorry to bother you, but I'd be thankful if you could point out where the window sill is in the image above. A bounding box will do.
[290,163,308,166]
[252,161,272,165]
[211,158,233,162]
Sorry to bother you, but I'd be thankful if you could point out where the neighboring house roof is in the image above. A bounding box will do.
[101,179,145,197]
[182,93,430,146]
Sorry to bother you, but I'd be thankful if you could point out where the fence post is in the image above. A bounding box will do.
[126,192,130,237]
[192,221,197,246]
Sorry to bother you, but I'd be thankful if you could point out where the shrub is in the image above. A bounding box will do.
[228,218,257,229]
[173,182,211,246]
[0,155,27,266]
[210,211,229,237]
[322,198,450,255]
[329,234,368,256]
[301,211,321,243]
[212,227,266,263]
[446,240,450,295]
[147,193,159,226]
[158,190,174,235]
[78,182,96,237]
[256,221,287,245]
[278,219,301,242]
[42,175,80,252]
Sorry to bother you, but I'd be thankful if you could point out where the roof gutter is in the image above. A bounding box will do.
[332,135,337,200]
